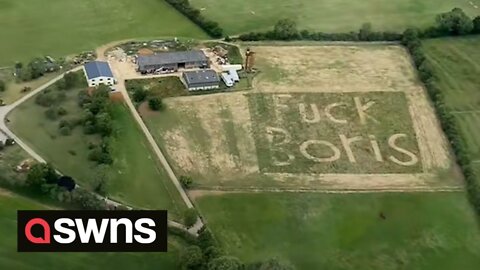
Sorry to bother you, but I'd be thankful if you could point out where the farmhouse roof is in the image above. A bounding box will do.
[84,61,114,79]
[183,69,219,85]
[138,50,207,67]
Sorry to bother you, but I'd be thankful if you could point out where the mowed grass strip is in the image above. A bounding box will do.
[196,192,480,270]
[0,0,207,66]
[8,85,186,217]
[424,36,480,111]
[0,194,179,269]
[191,0,480,34]
[108,104,187,215]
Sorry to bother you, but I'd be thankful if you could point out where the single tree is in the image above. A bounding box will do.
[148,97,163,111]
[132,86,148,102]
[179,245,204,270]
[183,208,198,228]
[273,19,299,40]
[436,8,474,35]
[473,16,480,33]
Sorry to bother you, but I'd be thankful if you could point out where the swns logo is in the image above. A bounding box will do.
[17,210,167,252]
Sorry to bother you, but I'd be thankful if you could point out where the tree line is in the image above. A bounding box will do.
[165,0,223,38]
[173,225,295,270]
[237,8,480,42]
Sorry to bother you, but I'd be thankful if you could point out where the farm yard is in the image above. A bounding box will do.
[0,0,206,66]
[195,192,480,270]
[0,192,181,269]
[191,0,480,34]
[6,75,186,218]
[423,36,480,183]
[142,44,458,191]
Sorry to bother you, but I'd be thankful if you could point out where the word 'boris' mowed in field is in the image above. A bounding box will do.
[249,92,422,174]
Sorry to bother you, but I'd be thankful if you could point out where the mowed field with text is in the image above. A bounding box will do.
[0,0,206,66]
[192,0,480,34]
[143,44,458,191]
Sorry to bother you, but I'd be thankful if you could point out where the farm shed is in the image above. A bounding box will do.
[137,50,208,73]
[182,69,220,91]
[83,61,115,89]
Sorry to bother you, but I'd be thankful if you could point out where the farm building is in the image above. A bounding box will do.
[83,61,115,88]
[182,69,220,91]
[137,50,208,73]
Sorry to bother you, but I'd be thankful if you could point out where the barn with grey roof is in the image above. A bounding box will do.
[137,50,209,73]
[182,69,220,91]
[83,61,115,89]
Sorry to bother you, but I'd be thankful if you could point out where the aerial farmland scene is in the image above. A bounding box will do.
[0,0,480,269]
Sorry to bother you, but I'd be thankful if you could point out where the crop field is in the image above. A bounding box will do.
[423,36,480,163]
[0,192,180,269]
[7,82,186,217]
[143,44,457,191]
[191,0,480,34]
[0,0,206,66]
[195,192,480,270]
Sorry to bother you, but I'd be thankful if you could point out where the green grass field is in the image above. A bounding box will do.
[8,82,186,218]
[0,0,206,66]
[0,193,180,269]
[192,0,480,34]
[196,192,480,270]
[423,36,480,164]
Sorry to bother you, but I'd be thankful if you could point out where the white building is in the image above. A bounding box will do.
[83,61,115,89]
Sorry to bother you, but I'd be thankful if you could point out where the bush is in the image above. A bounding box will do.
[180,175,193,189]
[474,16,480,33]
[148,97,164,111]
[183,208,198,228]
[59,126,72,136]
[57,106,68,116]
[208,256,243,270]
[132,87,148,102]
[45,107,58,120]
[0,80,5,92]
[179,245,204,270]
[35,92,57,107]
[64,72,79,89]
[88,147,113,165]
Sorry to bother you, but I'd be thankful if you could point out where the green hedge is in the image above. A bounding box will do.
[164,0,223,38]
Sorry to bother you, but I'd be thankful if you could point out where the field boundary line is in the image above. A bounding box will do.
[191,186,464,194]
